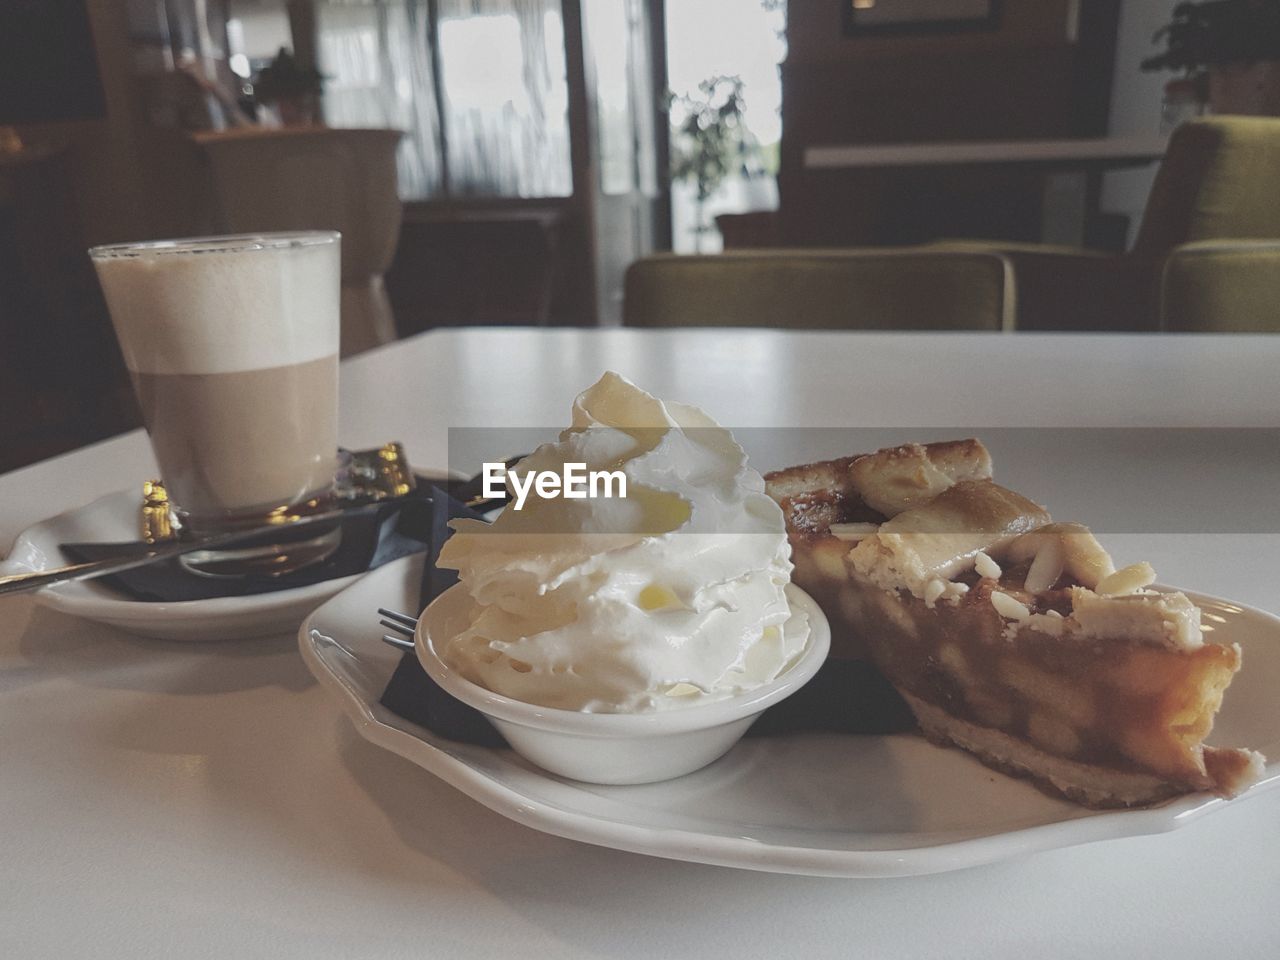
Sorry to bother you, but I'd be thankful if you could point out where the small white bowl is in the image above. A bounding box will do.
[415,582,831,785]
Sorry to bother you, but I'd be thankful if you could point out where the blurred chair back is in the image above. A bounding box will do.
[1161,240,1280,332]
[194,127,404,356]
[927,116,1280,332]
[623,250,1012,330]
[1133,117,1280,262]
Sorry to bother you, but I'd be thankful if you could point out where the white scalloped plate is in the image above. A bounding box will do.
[299,554,1280,878]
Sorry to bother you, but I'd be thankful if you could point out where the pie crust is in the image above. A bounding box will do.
[766,440,1264,807]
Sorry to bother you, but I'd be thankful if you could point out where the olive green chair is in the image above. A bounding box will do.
[627,118,1280,333]
[934,116,1280,332]
[1161,240,1280,332]
[623,248,1014,330]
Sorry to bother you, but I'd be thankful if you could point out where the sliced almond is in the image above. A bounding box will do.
[665,682,702,698]
[991,590,1031,621]
[1024,537,1066,594]
[829,522,880,542]
[924,578,947,606]
[1095,561,1157,597]
[1005,523,1115,589]
[973,550,1002,580]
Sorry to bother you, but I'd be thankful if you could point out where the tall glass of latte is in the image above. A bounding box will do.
[89,232,342,575]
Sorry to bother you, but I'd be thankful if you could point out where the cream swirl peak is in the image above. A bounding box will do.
[435,372,808,713]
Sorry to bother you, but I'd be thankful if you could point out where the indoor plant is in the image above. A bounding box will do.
[668,75,765,251]
[1142,0,1280,116]
[253,47,325,127]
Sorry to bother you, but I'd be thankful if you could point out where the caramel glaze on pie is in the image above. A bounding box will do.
[766,440,1265,808]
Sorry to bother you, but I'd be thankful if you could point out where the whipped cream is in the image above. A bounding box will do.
[436,372,808,712]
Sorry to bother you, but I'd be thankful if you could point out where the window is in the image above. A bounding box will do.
[316,0,571,200]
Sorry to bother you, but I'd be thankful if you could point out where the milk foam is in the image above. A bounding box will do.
[93,237,340,375]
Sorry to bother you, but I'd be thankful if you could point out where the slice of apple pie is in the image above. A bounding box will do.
[766,440,1264,808]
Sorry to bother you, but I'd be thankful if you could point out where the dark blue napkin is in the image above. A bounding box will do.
[66,480,911,742]
[60,490,446,602]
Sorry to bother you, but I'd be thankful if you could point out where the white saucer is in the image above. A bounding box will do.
[0,476,456,641]
[299,554,1280,878]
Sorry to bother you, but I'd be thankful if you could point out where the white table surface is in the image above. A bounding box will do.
[3,329,1279,959]
[805,136,1168,170]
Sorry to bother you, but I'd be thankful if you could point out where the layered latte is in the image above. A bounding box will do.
[92,233,340,534]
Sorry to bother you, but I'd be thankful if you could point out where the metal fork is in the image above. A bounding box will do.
[378,607,419,651]
[374,453,523,653]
